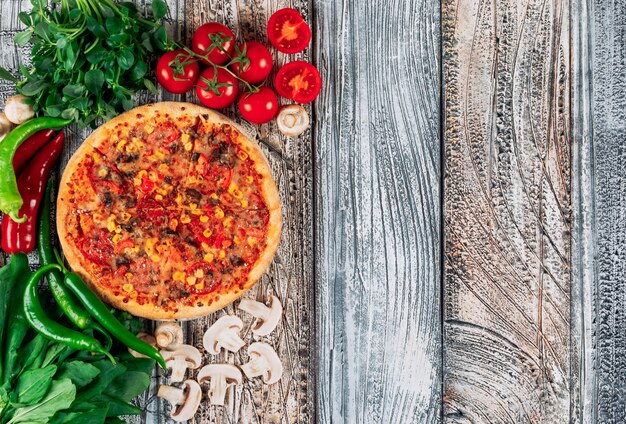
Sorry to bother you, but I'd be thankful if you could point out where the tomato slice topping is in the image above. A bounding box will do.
[274,61,322,104]
[267,8,311,54]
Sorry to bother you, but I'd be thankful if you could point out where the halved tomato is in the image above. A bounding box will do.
[266,8,311,54]
[274,61,322,104]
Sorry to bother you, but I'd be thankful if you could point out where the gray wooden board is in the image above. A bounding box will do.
[313,0,442,423]
[442,0,574,422]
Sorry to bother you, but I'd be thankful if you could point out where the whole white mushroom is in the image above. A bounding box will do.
[4,94,34,125]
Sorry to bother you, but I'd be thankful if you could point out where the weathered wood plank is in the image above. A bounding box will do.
[314,0,442,422]
[572,0,626,422]
[442,0,573,422]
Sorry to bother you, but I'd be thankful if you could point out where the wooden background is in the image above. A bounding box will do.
[1,0,625,422]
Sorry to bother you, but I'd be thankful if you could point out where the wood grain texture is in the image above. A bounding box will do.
[572,0,626,422]
[313,0,442,423]
[442,0,573,422]
[0,1,314,423]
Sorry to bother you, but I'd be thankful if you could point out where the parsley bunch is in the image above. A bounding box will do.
[0,0,172,128]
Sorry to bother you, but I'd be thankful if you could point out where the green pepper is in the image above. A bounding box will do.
[23,264,114,362]
[0,117,71,222]
[63,272,167,369]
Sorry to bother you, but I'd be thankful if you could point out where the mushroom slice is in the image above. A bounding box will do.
[156,322,183,351]
[157,380,202,422]
[4,94,34,125]
[197,364,242,405]
[238,295,282,336]
[162,344,203,383]
[0,112,13,141]
[276,105,309,137]
[240,342,283,385]
[203,315,245,355]
[128,332,157,359]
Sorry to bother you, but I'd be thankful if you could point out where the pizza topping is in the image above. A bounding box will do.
[162,344,202,383]
[238,295,282,336]
[203,315,245,355]
[240,342,283,385]
[197,364,242,406]
[158,380,202,422]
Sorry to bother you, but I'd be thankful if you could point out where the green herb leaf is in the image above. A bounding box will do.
[0,66,17,83]
[56,362,100,388]
[49,406,108,424]
[16,365,57,405]
[85,69,104,93]
[151,0,168,20]
[105,17,123,36]
[14,30,32,46]
[20,79,48,96]
[8,379,75,424]
[143,78,158,95]
[117,49,135,70]
[62,84,86,98]
[129,61,147,81]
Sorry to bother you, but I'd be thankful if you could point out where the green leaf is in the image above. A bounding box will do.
[152,25,168,51]
[85,44,107,64]
[84,69,104,93]
[16,365,57,405]
[14,30,32,46]
[129,61,147,81]
[49,406,108,424]
[0,66,17,83]
[64,42,77,70]
[151,0,168,20]
[97,394,141,417]
[56,362,100,388]
[18,11,31,26]
[20,79,48,96]
[8,379,76,424]
[143,78,158,95]
[103,371,149,402]
[18,335,48,372]
[105,18,123,36]
[85,17,107,38]
[75,361,126,402]
[117,49,135,70]
[62,83,86,98]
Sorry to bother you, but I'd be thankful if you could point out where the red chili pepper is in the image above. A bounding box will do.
[2,132,65,254]
[12,129,55,174]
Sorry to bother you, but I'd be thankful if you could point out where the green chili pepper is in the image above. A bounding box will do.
[63,272,166,369]
[23,264,115,363]
[0,117,72,222]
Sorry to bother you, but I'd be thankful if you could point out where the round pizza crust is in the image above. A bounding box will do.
[57,102,282,320]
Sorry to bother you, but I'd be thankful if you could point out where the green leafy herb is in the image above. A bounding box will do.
[0,0,172,128]
[15,365,57,405]
[8,379,76,424]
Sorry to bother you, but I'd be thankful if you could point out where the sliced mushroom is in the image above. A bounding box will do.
[128,332,157,359]
[238,295,282,336]
[4,94,34,125]
[157,380,202,422]
[240,342,283,385]
[197,364,242,405]
[0,112,14,141]
[276,105,309,137]
[203,315,245,355]
[156,322,183,351]
[162,344,202,383]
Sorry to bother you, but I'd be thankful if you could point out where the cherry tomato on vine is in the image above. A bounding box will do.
[192,22,236,65]
[231,41,273,84]
[238,87,279,124]
[267,8,311,54]
[274,61,322,104]
[156,49,199,94]
[196,67,239,109]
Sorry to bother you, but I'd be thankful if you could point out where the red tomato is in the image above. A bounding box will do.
[192,23,236,65]
[267,8,311,54]
[274,61,322,103]
[231,41,273,84]
[196,67,239,109]
[156,50,199,94]
[238,87,279,124]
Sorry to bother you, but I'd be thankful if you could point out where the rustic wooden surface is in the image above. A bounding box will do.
[313,0,442,423]
[442,0,573,422]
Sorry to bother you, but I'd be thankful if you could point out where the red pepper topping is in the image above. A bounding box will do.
[2,132,64,254]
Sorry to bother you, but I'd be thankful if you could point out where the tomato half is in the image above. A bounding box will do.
[231,41,273,84]
[274,61,322,104]
[196,67,239,109]
[238,87,279,124]
[192,22,236,65]
[156,50,199,94]
[267,8,311,54]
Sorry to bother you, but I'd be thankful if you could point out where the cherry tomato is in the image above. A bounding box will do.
[196,67,239,109]
[156,50,199,94]
[231,41,273,84]
[192,22,236,65]
[267,8,311,54]
[238,87,279,124]
[274,61,322,104]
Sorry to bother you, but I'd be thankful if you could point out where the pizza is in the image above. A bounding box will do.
[57,102,282,320]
